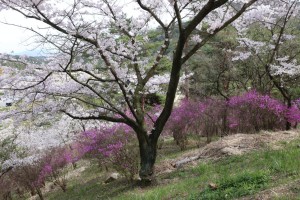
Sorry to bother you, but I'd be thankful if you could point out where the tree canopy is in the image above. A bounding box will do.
[4,0,298,182]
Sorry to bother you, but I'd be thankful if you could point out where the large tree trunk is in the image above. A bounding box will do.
[286,99,292,130]
[138,137,157,184]
[36,188,44,200]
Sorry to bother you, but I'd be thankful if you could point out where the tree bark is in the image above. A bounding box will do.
[286,99,292,130]
[138,137,157,184]
[36,188,44,200]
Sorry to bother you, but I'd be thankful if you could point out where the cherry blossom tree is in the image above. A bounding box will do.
[232,0,300,129]
[0,0,258,182]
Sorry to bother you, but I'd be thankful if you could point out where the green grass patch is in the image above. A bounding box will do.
[47,138,300,200]
[192,171,269,200]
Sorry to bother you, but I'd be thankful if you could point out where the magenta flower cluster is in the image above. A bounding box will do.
[36,91,300,181]
[228,91,300,129]
[166,91,300,148]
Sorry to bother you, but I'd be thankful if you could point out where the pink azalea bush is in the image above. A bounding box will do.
[227,90,287,132]
[165,91,300,149]
[35,142,92,193]
[1,147,80,199]
[36,123,141,184]
[165,99,226,149]
[78,124,139,180]
[165,99,202,149]
[37,147,72,192]
[34,92,300,187]
[286,99,300,125]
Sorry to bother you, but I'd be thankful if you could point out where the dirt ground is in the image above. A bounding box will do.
[156,129,300,176]
[240,179,300,200]
[199,130,300,157]
[155,130,300,199]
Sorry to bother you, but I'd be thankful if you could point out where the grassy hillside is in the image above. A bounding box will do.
[40,131,300,200]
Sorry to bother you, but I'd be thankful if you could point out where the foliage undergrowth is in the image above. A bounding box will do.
[46,137,300,200]
[192,171,269,200]
[166,91,300,150]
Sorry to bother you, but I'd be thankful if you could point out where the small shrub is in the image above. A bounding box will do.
[198,99,227,143]
[38,148,71,192]
[11,163,45,200]
[80,124,139,181]
[165,99,209,149]
[227,90,287,132]
[286,99,300,127]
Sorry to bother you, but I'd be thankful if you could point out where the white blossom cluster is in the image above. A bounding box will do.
[231,0,300,79]
[271,58,300,77]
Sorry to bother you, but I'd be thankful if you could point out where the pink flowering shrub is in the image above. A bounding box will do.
[286,99,300,125]
[37,110,158,181]
[227,90,287,132]
[37,147,71,192]
[165,98,227,149]
[36,142,90,193]
[165,91,300,149]
[165,99,201,150]
[197,99,227,143]
[1,146,80,199]
[33,92,299,187]
[79,124,139,180]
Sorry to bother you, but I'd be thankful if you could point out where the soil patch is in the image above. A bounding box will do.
[156,130,300,175]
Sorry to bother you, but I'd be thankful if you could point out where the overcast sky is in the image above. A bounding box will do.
[0,1,165,56]
[0,10,43,55]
